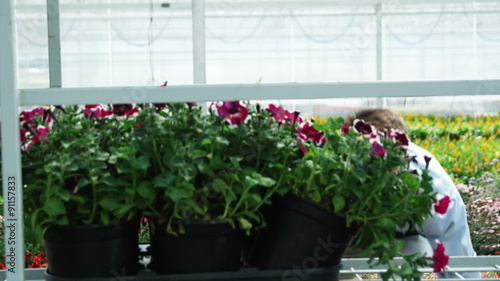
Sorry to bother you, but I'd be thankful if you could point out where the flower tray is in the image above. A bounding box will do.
[44,263,342,281]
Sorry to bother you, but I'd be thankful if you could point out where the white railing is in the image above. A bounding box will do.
[1,1,500,280]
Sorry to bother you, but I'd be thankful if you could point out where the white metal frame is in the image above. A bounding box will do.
[2,0,500,280]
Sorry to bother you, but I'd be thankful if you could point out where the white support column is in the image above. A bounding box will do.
[375,3,386,108]
[192,0,206,84]
[47,0,62,88]
[0,0,26,280]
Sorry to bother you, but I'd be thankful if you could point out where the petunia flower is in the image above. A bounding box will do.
[394,131,410,149]
[268,104,286,122]
[353,119,374,136]
[112,104,140,117]
[297,123,326,145]
[370,141,387,157]
[432,194,454,216]
[67,177,79,195]
[20,107,46,126]
[216,101,249,126]
[341,123,350,135]
[432,240,449,273]
[23,126,50,150]
[84,104,113,118]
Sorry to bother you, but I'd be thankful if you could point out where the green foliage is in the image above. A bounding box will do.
[290,117,436,281]
[21,105,145,244]
[135,102,300,234]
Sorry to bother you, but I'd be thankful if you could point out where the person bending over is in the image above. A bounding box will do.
[345,108,480,279]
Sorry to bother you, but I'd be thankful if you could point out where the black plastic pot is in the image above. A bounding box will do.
[44,263,342,281]
[44,219,140,278]
[149,220,244,274]
[250,194,361,270]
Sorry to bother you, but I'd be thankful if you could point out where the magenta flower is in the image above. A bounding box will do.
[433,194,453,216]
[20,129,29,143]
[299,144,308,155]
[23,126,50,150]
[67,177,79,195]
[395,131,410,149]
[432,240,449,273]
[371,141,387,157]
[112,104,139,116]
[268,104,303,124]
[20,107,46,125]
[297,123,326,144]
[353,119,373,136]
[216,101,249,126]
[341,123,350,135]
[84,104,112,118]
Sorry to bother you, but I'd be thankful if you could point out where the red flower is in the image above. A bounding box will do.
[67,177,79,195]
[112,104,139,116]
[432,240,449,273]
[0,264,5,270]
[370,141,387,157]
[84,104,112,118]
[299,144,308,155]
[394,131,410,149]
[341,123,350,135]
[20,129,29,143]
[23,126,50,150]
[268,104,286,122]
[433,194,453,216]
[297,123,326,144]
[136,122,143,129]
[216,101,249,126]
[19,107,45,125]
[353,119,373,136]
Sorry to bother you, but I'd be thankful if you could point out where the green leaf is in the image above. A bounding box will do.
[212,178,229,193]
[138,181,154,198]
[197,162,211,174]
[58,189,71,201]
[154,173,175,187]
[165,186,192,202]
[99,196,119,211]
[238,217,253,231]
[100,212,110,225]
[44,198,66,216]
[333,195,345,213]
[131,156,150,170]
[95,151,110,161]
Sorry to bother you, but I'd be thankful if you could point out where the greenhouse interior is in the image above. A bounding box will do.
[1,0,499,280]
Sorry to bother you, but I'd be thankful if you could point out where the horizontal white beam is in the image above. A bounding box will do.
[19,80,500,106]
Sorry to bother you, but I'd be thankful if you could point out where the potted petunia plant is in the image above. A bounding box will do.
[134,101,303,274]
[276,116,451,280]
[20,104,146,278]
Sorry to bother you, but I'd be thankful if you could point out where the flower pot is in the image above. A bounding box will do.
[149,220,244,274]
[44,219,140,278]
[250,194,361,270]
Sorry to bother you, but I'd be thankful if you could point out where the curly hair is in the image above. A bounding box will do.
[345,108,407,133]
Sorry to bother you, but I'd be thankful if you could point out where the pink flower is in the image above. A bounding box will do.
[67,177,79,195]
[216,101,249,126]
[299,144,308,155]
[267,104,303,124]
[23,126,50,150]
[353,119,374,136]
[297,123,326,144]
[20,107,46,125]
[394,131,410,149]
[433,194,453,216]
[112,104,139,116]
[432,240,449,273]
[84,104,112,118]
[341,123,350,135]
[135,122,143,129]
[20,129,29,143]
[370,141,387,157]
